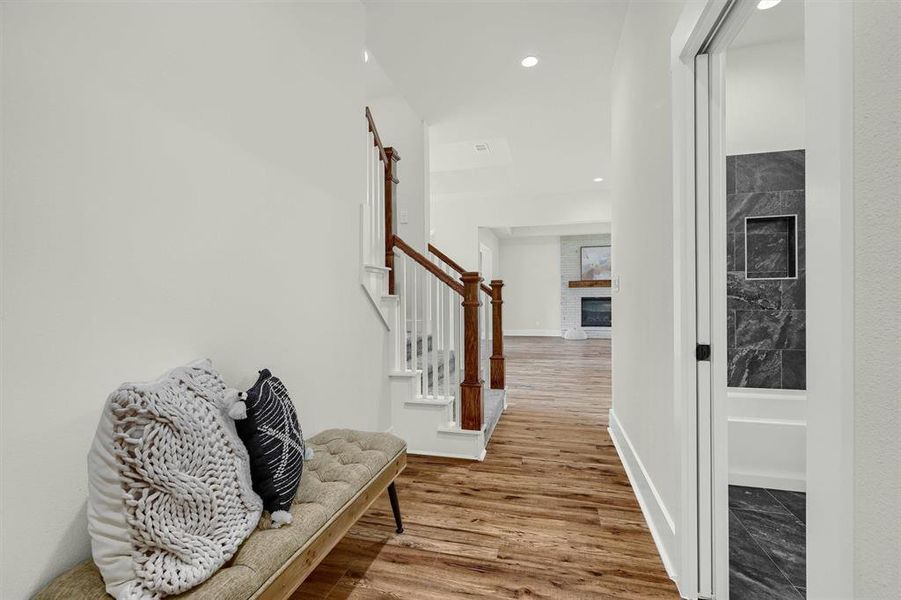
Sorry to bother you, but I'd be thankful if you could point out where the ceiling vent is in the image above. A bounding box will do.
[474,143,490,153]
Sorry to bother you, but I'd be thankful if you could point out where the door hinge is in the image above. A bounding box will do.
[696,344,711,361]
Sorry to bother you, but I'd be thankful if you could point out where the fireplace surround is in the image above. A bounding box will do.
[561,234,612,338]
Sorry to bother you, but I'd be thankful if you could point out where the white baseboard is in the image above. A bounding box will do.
[406,447,487,461]
[505,329,560,337]
[727,388,806,492]
[608,409,680,588]
[728,467,806,492]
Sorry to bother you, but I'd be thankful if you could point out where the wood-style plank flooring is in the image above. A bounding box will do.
[294,337,679,599]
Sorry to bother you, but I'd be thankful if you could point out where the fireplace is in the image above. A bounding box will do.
[581,297,611,327]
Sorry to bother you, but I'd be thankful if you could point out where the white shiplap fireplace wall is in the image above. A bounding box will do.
[560,234,612,339]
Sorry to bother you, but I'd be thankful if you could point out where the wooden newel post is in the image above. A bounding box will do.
[489,280,505,390]
[385,147,400,294]
[460,271,483,430]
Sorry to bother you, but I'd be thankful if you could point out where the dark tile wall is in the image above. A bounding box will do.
[727,150,806,390]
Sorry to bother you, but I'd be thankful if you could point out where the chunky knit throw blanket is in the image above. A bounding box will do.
[89,360,262,599]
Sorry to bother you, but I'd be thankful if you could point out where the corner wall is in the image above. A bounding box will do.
[0,3,386,597]
[609,0,685,586]
[498,236,561,336]
[852,1,901,595]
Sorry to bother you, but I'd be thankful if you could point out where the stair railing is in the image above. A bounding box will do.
[393,236,484,430]
[365,107,399,293]
[428,244,505,391]
[366,107,496,431]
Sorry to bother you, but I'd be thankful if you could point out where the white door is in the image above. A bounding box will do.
[695,51,715,599]
[696,4,756,598]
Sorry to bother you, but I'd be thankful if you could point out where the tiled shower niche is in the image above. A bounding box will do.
[744,214,798,280]
[726,150,806,390]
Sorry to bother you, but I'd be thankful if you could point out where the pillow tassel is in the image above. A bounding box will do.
[224,389,248,420]
[270,510,293,529]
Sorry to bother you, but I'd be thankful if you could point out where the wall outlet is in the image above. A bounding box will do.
[399,210,409,224]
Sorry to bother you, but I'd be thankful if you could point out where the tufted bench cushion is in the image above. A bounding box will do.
[36,429,407,600]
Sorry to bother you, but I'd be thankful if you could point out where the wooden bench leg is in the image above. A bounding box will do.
[387,482,403,534]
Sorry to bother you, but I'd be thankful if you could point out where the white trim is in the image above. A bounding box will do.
[805,2,855,597]
[729,469,806,493]
[608,409,680,590]
[671,3,728,595]
[407,447,488,462]
[708,46,732,600]
[504,329,561,337]
[363,263,391,273]
[743,214,800,281]
[360,282,390,330]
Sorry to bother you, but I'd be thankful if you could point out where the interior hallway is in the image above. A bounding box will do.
[295,337,679,599]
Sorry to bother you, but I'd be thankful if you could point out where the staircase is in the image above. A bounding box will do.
[360,108,506,460]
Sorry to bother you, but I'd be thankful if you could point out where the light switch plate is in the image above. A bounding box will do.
[399,210,409,224]
[612,275,620,292]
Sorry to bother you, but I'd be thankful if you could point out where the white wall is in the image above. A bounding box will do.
[608,0,684,586]
[726,40,805,156]
[852,1,901,595]
[478,227,501,280]
[366,95,430,252]
[498,237,561,335]
[0,3,387,598]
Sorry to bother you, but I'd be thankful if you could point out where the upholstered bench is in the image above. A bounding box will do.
[36,429,407,600]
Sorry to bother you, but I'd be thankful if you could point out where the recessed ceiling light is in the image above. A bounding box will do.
[363,50,370,63]
[757,0,782,9]
[521,56,539,68]
[593,177,604,183]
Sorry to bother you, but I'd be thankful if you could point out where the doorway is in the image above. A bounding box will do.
[693,1,808,598]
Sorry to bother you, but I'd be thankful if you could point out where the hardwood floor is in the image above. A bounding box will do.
[293,337,679,599]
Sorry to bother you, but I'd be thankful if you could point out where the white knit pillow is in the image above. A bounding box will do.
[87,359,262,599]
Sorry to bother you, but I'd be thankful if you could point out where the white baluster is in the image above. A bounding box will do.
[443,284,451,401]
[399,252,408,371]
[411,264,418,381]
[432,272,440,398]
[426,269,433,396]
[455,300,464,426]
[377,158,385,266]
[370,143,377,264]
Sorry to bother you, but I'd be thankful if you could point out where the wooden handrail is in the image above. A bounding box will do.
[427,243,466,275]
[368,107,401,294]
[392,236,464,296]
[428,242,493,295]
[365,106,389,166]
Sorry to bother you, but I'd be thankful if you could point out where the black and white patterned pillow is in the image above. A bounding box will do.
[235,369,304,528]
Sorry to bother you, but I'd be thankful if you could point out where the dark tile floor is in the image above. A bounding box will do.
[730,485,806,599]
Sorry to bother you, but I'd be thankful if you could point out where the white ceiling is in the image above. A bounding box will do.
[364,1,627,223]
[733,0,804,48]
